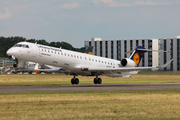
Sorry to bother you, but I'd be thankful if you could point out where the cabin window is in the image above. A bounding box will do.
[95,60,97,62]
[61,53,63,55]
[71,55,73,57]
[51,51,53,53]
[85,57,87,60]
[92,59,94,61]
[89,58,91,61]
[74,55,76,58]
[58,52,60,54]
[48,50,50,53]
[80,56,82,59]
[99,60,100,63]
[102,61,103,63]
[65,53,66,56]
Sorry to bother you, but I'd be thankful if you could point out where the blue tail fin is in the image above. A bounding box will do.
[129,46,147,66]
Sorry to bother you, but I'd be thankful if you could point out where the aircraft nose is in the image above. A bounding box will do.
[6,48,17,56]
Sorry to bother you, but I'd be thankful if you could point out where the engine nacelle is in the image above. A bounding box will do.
[121,58,136,67]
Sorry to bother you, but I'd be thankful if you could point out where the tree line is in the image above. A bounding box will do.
[0,36,85,57]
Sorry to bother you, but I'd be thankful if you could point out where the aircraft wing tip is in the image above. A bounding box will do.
[160,59,173,68]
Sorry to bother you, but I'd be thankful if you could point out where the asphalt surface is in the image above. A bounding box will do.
[0,83,180,93]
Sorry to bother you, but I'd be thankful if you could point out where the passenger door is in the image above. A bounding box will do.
[31,44,38,57]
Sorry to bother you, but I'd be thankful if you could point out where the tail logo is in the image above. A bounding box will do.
[133,53,140,65]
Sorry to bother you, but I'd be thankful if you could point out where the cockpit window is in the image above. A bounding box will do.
[14,44,29,48]
[22,45,29,48]
[14,44,22,47]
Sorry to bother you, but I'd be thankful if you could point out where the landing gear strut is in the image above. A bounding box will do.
[71,75,79,85]
[13,58,18,69]
[94,75,102,84]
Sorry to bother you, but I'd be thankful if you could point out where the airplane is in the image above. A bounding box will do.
[84,46,93,55]
[6,42,173,85]
[12,46,93,74]
[13,60,61,74]
[12,60,62,74]
[33,63,62,73]
[14,60,37,74]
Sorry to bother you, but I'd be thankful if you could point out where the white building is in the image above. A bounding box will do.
[85,37,180,71]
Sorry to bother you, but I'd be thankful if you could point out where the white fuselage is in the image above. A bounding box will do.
[7,42,138,77]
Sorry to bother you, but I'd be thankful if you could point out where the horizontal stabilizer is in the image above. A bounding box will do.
[126,49,170,54]
[137,49,170,53]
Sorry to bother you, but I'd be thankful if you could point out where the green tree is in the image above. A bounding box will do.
[0,36,85,57]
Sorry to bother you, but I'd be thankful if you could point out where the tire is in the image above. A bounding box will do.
[71,78,75,85]
[75,78,79,85]
[13,64,17,68]
[97,78,102,84]
[94,78,98,84]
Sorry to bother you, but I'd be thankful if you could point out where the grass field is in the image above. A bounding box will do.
[0,89,180,120]
[0,72,180,120]
[0,72,180,86]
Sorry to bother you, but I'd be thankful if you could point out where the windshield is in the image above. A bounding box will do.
[14,44,22,47]
[14,44,29,48]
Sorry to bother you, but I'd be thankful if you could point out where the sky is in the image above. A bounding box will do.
[0,0,180,48]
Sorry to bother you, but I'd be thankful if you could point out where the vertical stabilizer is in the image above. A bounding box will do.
[129,46,147,66]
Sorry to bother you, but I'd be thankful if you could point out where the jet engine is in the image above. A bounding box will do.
[121,58,136,67]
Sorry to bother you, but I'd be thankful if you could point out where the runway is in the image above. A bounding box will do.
[0,83,180,93]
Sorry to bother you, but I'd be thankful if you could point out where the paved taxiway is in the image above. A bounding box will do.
[0,83,180,93]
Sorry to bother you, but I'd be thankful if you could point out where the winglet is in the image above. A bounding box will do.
[156,59,173,69]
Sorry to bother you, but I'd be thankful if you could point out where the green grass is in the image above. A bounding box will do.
[0,89,180,120]
[0,72,180,86]
[0,72,180,119]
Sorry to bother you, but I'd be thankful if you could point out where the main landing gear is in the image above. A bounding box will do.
[71,75,79,85]
[71,75,102,85]
[94,77,102,84]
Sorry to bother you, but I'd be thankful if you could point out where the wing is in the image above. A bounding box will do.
[81,59,173,73]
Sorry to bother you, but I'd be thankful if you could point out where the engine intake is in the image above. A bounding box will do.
[121,58,136,67]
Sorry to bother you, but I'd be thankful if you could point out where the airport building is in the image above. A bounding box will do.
[85,37,180,71]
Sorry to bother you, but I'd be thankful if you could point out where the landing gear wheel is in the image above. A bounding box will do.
[94,78,98,84]
[71,78,75,85]
[71,78,79,85]
[13,64,17,68]
[94,78,102,84]
[97,78,102,84]
[75,78,79,85]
